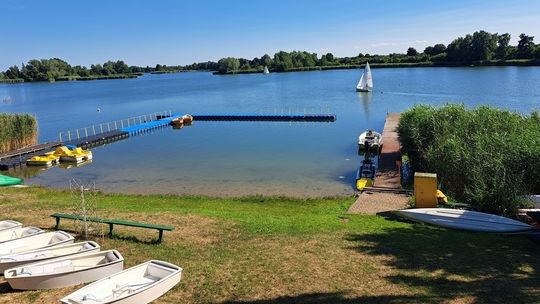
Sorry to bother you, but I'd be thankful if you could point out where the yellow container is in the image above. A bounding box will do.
[414,172,437,208]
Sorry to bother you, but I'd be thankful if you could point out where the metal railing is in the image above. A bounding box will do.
[58,110,172,142]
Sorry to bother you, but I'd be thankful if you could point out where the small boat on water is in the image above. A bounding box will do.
[394,208,534,233]
[0,175,23,187]
[356,62,373,92]
[60,260,182,304]
[26,152,60,166]
[0,220,22,232]
[0,231,74,256]
[182,114,193,124]
[55,146,93,163]
[0,241,100,274]
[0,226,44,244]
[358,129,382,151]
[170,117,184,126]
[263,66,270,74]
[4,249,123,290]
[356,158,376,191]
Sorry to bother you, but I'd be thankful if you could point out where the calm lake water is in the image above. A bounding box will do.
[1,67,539,196]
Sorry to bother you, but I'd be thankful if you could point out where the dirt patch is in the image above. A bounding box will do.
[347,192,409,214]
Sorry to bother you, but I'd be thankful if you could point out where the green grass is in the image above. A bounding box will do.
[0,187,539,303]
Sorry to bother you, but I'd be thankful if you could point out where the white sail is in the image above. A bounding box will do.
[356,62,373,92]
[263,66,269,74]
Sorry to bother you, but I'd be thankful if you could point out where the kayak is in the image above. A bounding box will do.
[0,174,23,187]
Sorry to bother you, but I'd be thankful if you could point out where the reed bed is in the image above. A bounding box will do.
[0,113,38,153]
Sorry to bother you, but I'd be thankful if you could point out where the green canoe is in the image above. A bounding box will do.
[0,174,23,186]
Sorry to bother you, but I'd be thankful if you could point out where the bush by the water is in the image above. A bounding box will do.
[398,104,540,216]
[0,113,37,153]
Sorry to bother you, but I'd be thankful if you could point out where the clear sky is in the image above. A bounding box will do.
[1,0,539,70]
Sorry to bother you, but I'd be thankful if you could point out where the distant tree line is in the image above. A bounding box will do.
[2,30,540,81]
[0,58,147,82]
[198,30,540,73]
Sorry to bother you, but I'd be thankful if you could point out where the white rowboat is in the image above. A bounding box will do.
[0,226,44,244]
[0,220,22,232]
[4,249,124,290]
[0,231,74,256]
[358,130,382,150]
[394,208,534,233]
[0,241,100,274]
[60,260,182,304]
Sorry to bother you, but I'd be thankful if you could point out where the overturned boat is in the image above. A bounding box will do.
[4,249,123,290]
[60,260,182,304]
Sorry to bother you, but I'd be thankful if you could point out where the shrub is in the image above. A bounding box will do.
[0,113,38,153]
[398,104,540,216]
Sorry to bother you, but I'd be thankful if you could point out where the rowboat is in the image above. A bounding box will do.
[0,231,74,256]
[4,249,123,290]
[60,260,182,304]
[0,226,44,244]
[358,130,382,151]
[182,114,193,124]
[0,220,22,232]
[394,208,534,233]
[0,241,100,274]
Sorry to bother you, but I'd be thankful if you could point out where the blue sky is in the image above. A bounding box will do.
[1,0,539,69]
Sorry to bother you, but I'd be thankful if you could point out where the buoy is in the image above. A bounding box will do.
[97,107,101,112]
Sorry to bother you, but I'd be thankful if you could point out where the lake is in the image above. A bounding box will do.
[1,67,539,196]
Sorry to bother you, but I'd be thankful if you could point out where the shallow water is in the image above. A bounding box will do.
[1,67,539,196]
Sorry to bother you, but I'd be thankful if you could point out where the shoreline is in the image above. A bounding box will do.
[212,59,540,75]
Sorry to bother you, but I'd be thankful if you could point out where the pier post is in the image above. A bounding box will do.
[100,124,103,134]
[84,128,88,137]
[59,133,62,142]
[114,121,117,130]
[76,129,80,139]
[92,125,96,135]
[107,123,110,132]
[68,131,71,141]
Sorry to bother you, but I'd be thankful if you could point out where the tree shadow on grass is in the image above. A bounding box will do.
[345,224,540,303]
[220,292,428,304]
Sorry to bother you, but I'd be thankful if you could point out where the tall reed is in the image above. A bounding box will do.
[0,113,38,153]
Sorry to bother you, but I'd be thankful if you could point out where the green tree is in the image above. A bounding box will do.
[406,47,418,56]
[261,54,273,67]
[495,33,511,60]
[273,51,293,71]
[217,57,240,73]
[470,30,498,61]
[325,53,334,62]
[517,33,535,59]
[4,66,20,79]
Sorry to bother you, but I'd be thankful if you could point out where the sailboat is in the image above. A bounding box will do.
[263,66,270,74]
[356,62,373,92]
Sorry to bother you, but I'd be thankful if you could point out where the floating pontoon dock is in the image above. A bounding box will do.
[0,111,336,170]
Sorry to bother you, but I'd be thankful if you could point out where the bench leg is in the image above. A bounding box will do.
[55,218,60,230]
[108,223,114,237]
[158,230,163,243]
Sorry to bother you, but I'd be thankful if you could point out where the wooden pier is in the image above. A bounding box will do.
[0,142,61,170]
[63,130,130,149]
[348,113,409,214]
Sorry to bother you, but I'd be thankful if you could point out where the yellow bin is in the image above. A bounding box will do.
[414,172,437,208]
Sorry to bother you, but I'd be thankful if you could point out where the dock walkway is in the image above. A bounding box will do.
[348,112,408,214]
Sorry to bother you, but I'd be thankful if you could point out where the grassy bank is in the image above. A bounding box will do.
[0,113,37,153]
[0,187,539,303]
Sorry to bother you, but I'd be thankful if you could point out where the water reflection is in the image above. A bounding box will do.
[356,92,373,118]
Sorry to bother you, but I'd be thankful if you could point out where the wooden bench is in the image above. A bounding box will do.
[51,213,174,243]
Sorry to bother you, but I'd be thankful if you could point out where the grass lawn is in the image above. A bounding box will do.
[0,187,539,303]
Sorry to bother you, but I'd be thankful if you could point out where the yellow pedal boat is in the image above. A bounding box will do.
[355,158,376,191]
[55,146,93,163]
[26,153,60,166]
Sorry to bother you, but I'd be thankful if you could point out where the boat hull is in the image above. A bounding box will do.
[394,208,534,233]
[5,250,123,290]
[0,220,22,232]
[60,260,182,304]
[0,241,100,274]
[356,88,372,92]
